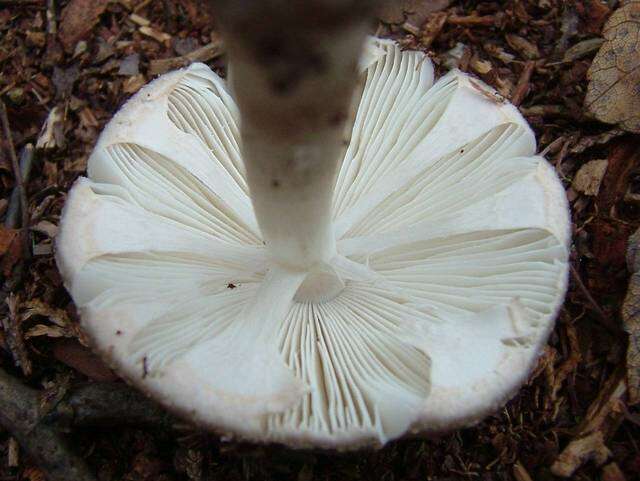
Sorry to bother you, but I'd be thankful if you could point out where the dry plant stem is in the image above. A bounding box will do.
[0,368,96,481]
[207,0,383,270]
[5,144,34,229]
[0,102,29,229]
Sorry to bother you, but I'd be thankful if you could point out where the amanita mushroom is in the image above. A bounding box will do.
[56,33,569,447]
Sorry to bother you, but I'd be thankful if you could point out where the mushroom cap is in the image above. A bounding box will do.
[56,38,570,448]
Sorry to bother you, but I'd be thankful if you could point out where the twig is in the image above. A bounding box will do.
[45,382,177,429]
[148,40,224,76]
[570,264,620,334]
[0,368,97,481]
[5,144,34,229]
[0,101,29,229]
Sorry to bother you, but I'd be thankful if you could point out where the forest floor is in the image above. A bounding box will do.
[1,1,639,480]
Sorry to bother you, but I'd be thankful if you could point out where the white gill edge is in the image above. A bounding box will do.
[338,159,570,258]
[334,39,436,218]
[344,124,535,238]
[56,178,266,297]
[87,63,259,235]
[334,63,536,238]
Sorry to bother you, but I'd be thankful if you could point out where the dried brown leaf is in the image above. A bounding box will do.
[586,2,640,133]
[58,0,111,52]
[573,158,609,195]
[623,227,640,404]
[25,324,69,339]
[23,299,71,328]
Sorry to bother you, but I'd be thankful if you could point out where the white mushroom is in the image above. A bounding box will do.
[56,38,570,448]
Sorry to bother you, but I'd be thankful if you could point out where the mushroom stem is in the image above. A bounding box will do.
[207,0,379,270]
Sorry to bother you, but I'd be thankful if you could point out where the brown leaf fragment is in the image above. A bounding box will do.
[25,324,69,339]
[573,158,608,195]
[551,431,611,477]
[623,227,640,403]
[58,0,111,53]
[585,2,640,133]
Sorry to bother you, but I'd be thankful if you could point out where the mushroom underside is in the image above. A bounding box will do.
[56,38,570,448]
